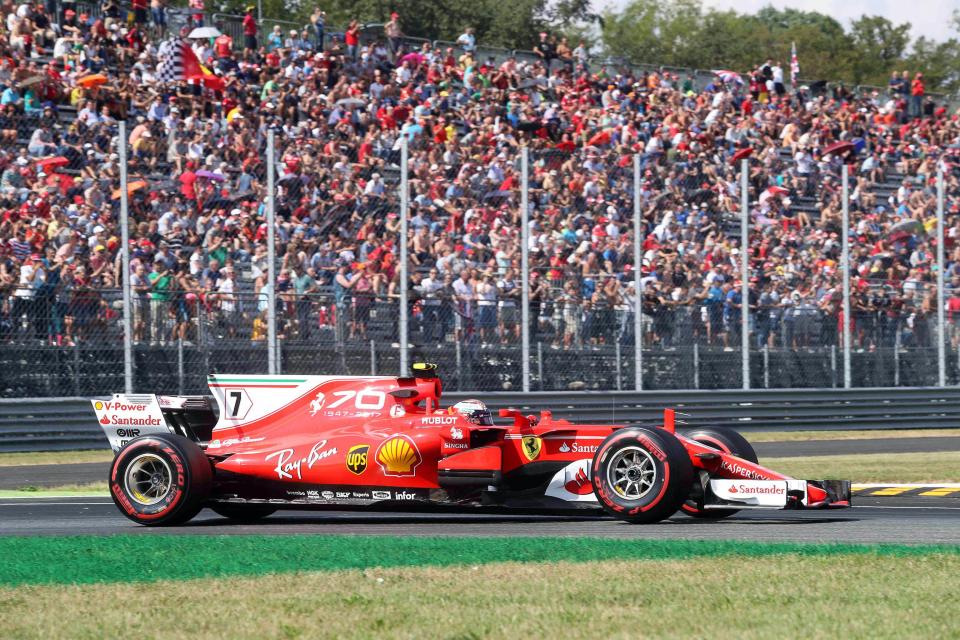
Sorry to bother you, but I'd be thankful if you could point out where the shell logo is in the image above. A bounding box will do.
[94,401,103,410]
[376,435,422,477]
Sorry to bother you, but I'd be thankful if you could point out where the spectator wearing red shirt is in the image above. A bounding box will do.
[242,6,257,55]
[948,285,960,348]
[131,0,148,27]
[345,20,359,61]
[910,72,925,119]
[188,0,205,28]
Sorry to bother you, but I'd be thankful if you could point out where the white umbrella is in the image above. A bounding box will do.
[712,69,744,85]
[188,26,222,39]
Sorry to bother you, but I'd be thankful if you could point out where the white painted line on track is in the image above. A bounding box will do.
[0,495,108,500]
[856,505,960,511]
[853,483,960,488]
[0,501,112,506]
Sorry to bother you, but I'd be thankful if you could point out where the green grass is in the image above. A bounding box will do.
[0,534,957,587]
[761,451,960,483]
[0,450,112,466]
[1,554,959,639]
[0,483,108,498]
[742,428,960,442]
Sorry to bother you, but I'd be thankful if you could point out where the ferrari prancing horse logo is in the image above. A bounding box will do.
[521,436,542,462]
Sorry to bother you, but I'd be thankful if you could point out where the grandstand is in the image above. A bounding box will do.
[0,1,958,397]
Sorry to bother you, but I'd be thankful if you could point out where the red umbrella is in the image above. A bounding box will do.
[760,185,790,204]
[37,156,69,171]
[400,52,425,67]
[823,140,856,157]
[730,147,753,165]
[587,130,611,147]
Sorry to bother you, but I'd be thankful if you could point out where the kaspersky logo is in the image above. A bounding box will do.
[346,444,370,475]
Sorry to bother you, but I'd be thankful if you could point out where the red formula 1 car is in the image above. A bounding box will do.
[91,364,850,526]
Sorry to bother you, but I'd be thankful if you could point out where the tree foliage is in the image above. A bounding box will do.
[233,0,960,93]
[600,0,960,94]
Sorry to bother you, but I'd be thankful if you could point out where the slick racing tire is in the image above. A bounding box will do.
[210,503,278,522]
[109,433,212,526]
[679,427,758,519]
[591,427,694,524]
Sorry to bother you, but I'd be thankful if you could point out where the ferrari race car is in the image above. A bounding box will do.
[91,364,851,526]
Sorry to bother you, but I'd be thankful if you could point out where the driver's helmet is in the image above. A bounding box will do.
[451,399,494,426]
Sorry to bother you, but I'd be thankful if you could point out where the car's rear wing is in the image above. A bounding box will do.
[92,394,216,453]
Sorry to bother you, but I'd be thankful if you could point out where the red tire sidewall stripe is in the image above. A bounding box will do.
[110,438,188,520]
[594,430,675,514]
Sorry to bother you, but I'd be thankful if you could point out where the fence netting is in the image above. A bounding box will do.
[1,124,957,397]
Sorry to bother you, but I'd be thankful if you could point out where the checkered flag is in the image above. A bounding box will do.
[155,38,204,84]
[156,38,186,83]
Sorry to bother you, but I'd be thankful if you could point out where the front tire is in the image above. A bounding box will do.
[679,427,758,519]
[210,503,277,522]
[109,434,211,526]
[591,427,694,524]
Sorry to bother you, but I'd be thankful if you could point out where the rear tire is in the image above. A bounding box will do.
[109,434,211,526]
[679,427,758,519]
[210,503,277,522]
[591,427,694,524]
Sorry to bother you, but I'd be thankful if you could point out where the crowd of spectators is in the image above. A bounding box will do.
[0,3,959,357]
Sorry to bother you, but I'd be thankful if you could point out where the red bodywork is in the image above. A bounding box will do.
[192,375,845,511]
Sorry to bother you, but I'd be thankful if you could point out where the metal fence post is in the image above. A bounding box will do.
[118,121,133,394]
[633,153,643,391]
[842,164,851,389]
[537,341,543,390]
[399,136,409,374]
[693,343,699,389]
[177,337,184,396]
[831,344,837,388]
[740,158,749,390]
[455,337,463,390]
[895,327,901,387]
[266,130,277,375]
[615,340,622,391]
[763,344,769,389]
[937,167,946,388]
[521,147,530,393]
[370,339,377,376]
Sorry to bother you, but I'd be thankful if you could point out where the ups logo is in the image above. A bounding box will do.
[346,444,370,475]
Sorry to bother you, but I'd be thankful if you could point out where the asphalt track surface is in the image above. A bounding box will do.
[3,436,959,490]
[2,437,957,545]
[0,495,957,544]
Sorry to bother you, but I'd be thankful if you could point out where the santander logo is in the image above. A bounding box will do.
[729,483,785,495]
[564,467,593,495]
